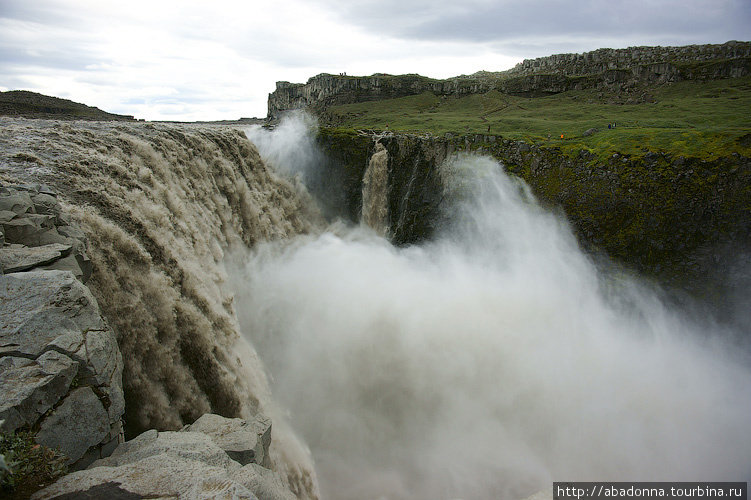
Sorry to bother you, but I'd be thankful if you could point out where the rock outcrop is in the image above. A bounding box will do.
[0,183,92,281]
[32,414,297,500]
[268,73,494,119]
[0,270,124,468]
[268,41,751,116]
[1,183,123,469]
[316,129,751,327]
[505,40,751,78]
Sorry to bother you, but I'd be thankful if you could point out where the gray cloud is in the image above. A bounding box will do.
[1,0,748,120]
[316,0,750,53]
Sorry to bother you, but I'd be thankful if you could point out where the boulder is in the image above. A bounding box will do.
[32,417,298,500]
[230,463,298,500]
[0,270,124,467]
[583,127,599,137]
[31,453,258,500]
[0,243,72,273]
[0,351,78,431]
[35,386,111,465]
[185,413,272,467]
[96,429,240,472]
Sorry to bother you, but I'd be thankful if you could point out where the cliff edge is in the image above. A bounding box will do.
[268,41,751,118]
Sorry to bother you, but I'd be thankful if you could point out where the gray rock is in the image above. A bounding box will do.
[32,453,258,500]
[42,253,85,281]
[95,429,239,472]
[36,386,110,464]
[2,216,44,245]
[0,270,105,357]
[583,127,599,136]
[185,413,272,467]
[0,270,124,466]
[1,185,91,280]
[230,463,298,500]
[0,210,17,224]
[32,193,60,216]
[0,351,78,431]
[0,191,34,215]
[0,243,72,273]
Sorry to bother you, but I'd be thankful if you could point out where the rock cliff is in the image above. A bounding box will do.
[316,128,751,326]
[1,184,123,470]
[32,413,298,500]
[268,41,751,117]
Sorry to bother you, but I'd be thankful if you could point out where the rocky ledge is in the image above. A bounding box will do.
[32,413,296,500]
[1,183,300,499]
[1,185,123,469]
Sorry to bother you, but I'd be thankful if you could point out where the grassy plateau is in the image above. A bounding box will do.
[324,75,751,161]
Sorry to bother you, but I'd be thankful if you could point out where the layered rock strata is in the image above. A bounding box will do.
[268,41,751,117]
[1,183,123,468]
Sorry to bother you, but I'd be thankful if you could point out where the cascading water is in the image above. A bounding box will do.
[236,117,751,500]
[3,114,748,500]
[361,142,389,236]
[0,118,321,499]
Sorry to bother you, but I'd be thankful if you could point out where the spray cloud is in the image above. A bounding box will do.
[238,117,751,500]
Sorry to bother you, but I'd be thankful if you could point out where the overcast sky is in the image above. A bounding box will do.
[1,0,749,121]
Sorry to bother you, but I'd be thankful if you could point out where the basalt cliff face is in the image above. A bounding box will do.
[269,74,493,119]
[268,41,751,117]
[316,128,751,328]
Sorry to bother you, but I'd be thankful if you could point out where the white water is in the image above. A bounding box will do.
[361,142,389,236]
[236,119,751,500]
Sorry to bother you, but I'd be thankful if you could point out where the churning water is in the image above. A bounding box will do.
[239,118,751,500]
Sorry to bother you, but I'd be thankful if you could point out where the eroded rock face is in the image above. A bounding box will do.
[0,270,124,468]
[32,414,296,500]
[0,184,92,282]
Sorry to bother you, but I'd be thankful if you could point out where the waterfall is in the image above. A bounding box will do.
[361,142,389,236]
[3,114,749,500]
[232,128,751,500]
[0,117,321,499]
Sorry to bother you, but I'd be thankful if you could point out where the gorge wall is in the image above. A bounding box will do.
[316,128,751,327]
[268,41,751,117]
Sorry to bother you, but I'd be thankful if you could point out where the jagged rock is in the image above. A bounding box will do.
[96,429,240,472]
[31,453,258,500]
[0,190,34,215]
[0,242,72,273]
[185,413,273,468]
[230,463,298,500]
[0,351,78,431]
[36,386,110,465]
[0,184,91,282]
[0,270,124,467]
[33,417,298,500]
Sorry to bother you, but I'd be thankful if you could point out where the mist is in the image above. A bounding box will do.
[236,116,751,500]
[244,112,323,182]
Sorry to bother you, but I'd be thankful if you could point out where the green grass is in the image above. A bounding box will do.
[326,76,751,160]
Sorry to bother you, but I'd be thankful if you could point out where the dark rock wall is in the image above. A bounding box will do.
[316,130,449,244]
[316,129,751,322]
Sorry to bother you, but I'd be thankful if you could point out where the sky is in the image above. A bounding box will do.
[1,0,749,121]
